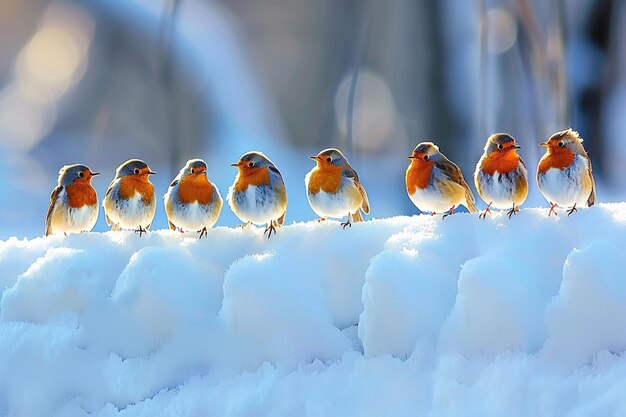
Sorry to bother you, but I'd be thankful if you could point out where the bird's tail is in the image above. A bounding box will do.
[352,209,364,223]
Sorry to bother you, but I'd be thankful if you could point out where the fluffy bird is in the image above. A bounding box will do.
[45,164,100,236]
[305,148,370,228]
[537,128,596,216]
[103,159,156,236]
[406,142,478,217]
[164,159,222,238]
[474,133,528,219]
[227,151,287,238]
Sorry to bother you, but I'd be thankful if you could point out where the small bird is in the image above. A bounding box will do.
[406,142,478,217]
[227,151,287,238]
[103,159,156,236]
[164,159,223,238]
[474,133,528,220]
[537,128,596,217]
[45,164,100,236]
[305,148,370,228]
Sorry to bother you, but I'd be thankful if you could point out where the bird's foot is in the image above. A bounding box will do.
[548,203,559,217]
[507,204,519,219]
[567,204,577,217]
[237,222,252,229]
[442,206,456,219]
[479,202,492,221]
[198,227,208,239]
[316,217,327,223]
[264,223,277,239]
[341,220,352,229]
[135,226,147,237]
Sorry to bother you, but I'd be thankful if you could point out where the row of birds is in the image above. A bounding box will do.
[45,128,596,239]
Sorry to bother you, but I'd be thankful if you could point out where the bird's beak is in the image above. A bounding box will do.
[514,145,521,149]
[309,156,319,161]
[540,142,548,147]
[407,155,415,160]
[231,162,240,167]
[91,172,100,176]
[149,171,157,175]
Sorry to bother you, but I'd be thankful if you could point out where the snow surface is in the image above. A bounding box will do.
[2,204,626,416]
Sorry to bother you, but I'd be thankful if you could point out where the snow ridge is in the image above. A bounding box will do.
[1,204,626,416]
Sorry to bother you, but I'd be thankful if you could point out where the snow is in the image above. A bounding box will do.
[1,204,626,416]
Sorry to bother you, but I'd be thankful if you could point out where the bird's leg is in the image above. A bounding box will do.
[548,203,559,217]
[341,213,352,229]
[430,212,437,216]
[567,204,578,217]
[316,217,327,223]
[506,203,519,219]
[442,206,456,219]
[198,227,208,239]
[264,222,277,238]
[479,202,493,220]
[237,221,252,229]
[135,225,147,237]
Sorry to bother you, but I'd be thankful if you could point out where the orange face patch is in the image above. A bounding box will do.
[234,166,271,193]
[481,147,521,175]
[66,180,97,208]
[537,143,575,173]
[178,173,213,205]
[307,162,343,194]
[406,156,434,194]
[118,174,155,204]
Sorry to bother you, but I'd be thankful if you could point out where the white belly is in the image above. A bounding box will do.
[538,157,590,207]
[106,191,155,230]
[306,182,361,219]
[165,186,222,231]
[228,185,285,225]
[476,169,527,209]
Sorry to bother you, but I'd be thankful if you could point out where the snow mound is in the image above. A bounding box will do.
[2,204,626,416]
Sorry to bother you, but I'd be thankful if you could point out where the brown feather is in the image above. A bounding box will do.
[45,186,63,236]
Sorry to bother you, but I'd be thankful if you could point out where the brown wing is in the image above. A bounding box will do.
[584,153,596,207]
[45,186,63,236]
[436,157,478,212]
[344,167,370,215]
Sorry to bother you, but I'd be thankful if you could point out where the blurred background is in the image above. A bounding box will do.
[0,0,624,239]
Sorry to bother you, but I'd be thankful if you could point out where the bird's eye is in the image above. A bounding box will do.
[191,168,195,174]
[497,144,503,150]
[424,155,429,161]
[134,168,140,174]
[78,172,84,178]
[557,141,564,147]
[326,157,332,162]
[248,162,254,167]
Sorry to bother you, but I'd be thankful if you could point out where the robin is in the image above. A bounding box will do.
[305,148,370,228]
[45,164,99,236]
[103,159,156,236]
[537,128,596,216]
[164,159,223,238]
[474,133,528,219]
[406,142,477,218]
[227,151,287,238]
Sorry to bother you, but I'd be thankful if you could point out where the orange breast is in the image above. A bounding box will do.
[234,166,271,193]
[307,165,343,194]
[480,151,521,175]
[66,181,97,208]
[537,150,575,174]
[178,174,213,205]
[406,160,433,194]
[118,176,155,204]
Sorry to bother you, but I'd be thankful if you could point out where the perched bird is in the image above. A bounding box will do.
[305,148,370,228]
[164,159,223,238]
[103,159,156,236]
[537,128,596,216]
[406,142,478,218]
[45,164,100,236]
[227,151,287,238]
[474,133,528,219]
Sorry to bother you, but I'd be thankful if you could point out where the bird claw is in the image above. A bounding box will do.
[548,203,559,217]
[316,217,327,223]
[479,203,492,220]
[135,226,147,237]
[341,220,351,229]
[264,224,277,239]
[198,227,208,239]
[507,205,519,219]
[567,205,577,217]
[442,206,456,219]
